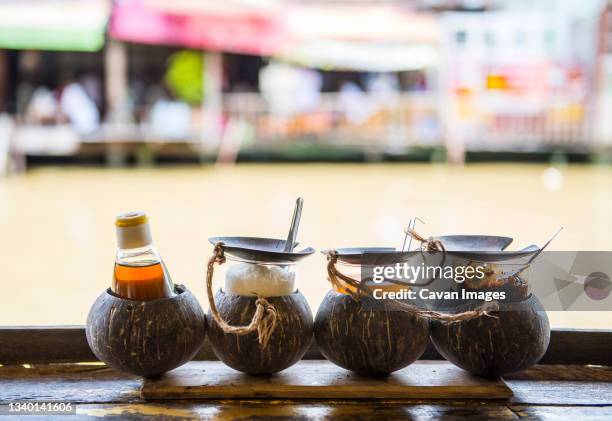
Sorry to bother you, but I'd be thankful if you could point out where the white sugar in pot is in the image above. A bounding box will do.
[205,237,315,375]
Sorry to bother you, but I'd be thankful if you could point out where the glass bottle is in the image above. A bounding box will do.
[112,211,175,300]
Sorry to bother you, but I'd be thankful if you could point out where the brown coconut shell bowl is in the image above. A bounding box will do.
[315,247,431,376]
[205,236,315,375]
[428,235,551,377]
[431,294,550,378]
[86,285,206,377]
[315,289,430,376]
[207,289,313,375]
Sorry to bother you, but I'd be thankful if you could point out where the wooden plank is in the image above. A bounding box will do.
[15,401,607,420]
[508,380,612,406]
[0,363,141,403]
[141,360,513,400]
[509,405,612,420]
[505,364,612,382]
[542,329,612,366]
[0,326,95,364]
[2,326,612,366]
[74,402,518,420]
[2,362,612,408]
[505,364,612,406]
[71,403,612,421]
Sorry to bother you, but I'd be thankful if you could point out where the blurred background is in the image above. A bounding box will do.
[0,0,611,328]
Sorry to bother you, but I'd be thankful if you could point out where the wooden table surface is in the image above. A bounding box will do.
[1,362,611,420]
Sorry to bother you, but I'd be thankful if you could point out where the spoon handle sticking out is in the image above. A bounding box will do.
[284,197,303,253]
[513,227,563,276]
[526,226,563,265]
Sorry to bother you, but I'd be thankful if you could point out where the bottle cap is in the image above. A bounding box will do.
[115,211,153,249]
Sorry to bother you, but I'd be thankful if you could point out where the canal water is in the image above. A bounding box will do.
[0,163,610,327]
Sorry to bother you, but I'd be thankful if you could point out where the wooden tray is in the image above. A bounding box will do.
[142,360,513,400]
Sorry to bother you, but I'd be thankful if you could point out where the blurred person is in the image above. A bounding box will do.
[338,80,373,124]
[128,78,148,123]
[400,71,427,92]
[58,74,100,134]
[16,51,41,117]
[366,73,400,102]
[24,86,58,125]
[149,99,191,140]
[80,73,104,112]
[0,114,14,176]
[147,85,191,140]
[259,62,322,116]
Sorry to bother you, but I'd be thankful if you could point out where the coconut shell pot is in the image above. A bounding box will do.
[207,289,313,375]
[86,285,206,377]
[316,247,432,376]
[315,290,430,376]
[430,294,550,377]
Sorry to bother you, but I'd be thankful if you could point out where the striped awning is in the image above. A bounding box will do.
[110,0,285,56]
[0,0,109,51]
[279,4,440,71]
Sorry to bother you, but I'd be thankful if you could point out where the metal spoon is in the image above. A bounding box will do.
[510,227,564,277]
[284,197,303,253]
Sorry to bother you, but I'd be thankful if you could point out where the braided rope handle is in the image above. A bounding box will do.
[206,242,278,347]
[404,228,446,253]
[326,251,498,323]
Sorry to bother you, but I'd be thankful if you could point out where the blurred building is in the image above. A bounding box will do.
[0,0,609,168]
[439,0,606,153]
[595,2,612,145]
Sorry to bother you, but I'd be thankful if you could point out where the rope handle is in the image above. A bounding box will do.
[326,251,498,323]
[404,228,446,253]
[206,242,278,347]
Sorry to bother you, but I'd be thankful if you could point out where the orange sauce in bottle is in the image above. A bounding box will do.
[112,261,173,300]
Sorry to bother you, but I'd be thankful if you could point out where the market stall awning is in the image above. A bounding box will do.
[110,0,285,56]
[0,0,109,51]
[280,41,439,72]
[278,4,440,71]
[286,4,439,44]
[111,1,440,71]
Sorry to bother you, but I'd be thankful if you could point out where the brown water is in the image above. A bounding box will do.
[0,163,610,327]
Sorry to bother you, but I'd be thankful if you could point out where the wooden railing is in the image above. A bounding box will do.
[1,326,611,366]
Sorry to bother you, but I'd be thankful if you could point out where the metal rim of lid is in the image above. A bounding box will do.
[208,236,315,264]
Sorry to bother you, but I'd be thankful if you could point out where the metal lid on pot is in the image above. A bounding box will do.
[437,235,513,251]
[323,235,542,265]
[209,236,315,264]
[437,235,540,262]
